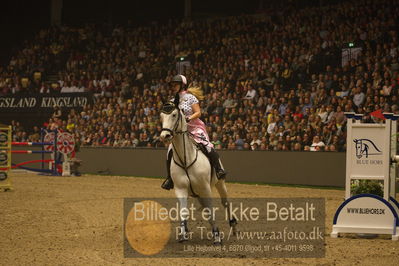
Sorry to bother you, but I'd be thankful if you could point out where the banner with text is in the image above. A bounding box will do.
[123,198,325,258]
[0,93,93,112]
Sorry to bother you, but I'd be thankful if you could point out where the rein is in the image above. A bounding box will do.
[161,105,199,197]
[161,110,187,136]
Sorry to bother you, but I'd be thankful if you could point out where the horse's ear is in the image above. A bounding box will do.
[160,96,165,105]
[174,93,180,108]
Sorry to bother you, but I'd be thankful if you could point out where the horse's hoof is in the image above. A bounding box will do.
[212,228,222,245]
[178,234,189,242]
[229,218,237,227]
[178,232,190,242]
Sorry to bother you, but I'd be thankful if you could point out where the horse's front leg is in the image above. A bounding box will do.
[215,180,238,235]
[175,189,190,242]
[198,197,222,245]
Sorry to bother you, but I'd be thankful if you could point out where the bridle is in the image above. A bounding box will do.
[160,102,187,137]
[160,101,200,197]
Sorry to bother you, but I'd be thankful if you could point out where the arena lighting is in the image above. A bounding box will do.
[180,57,185,61]
[348,42,354,47]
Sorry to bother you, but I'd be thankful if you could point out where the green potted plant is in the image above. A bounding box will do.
[350,180,384,197]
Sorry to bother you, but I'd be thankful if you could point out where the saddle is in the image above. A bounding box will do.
[179,132,217,179]
[187,133,207,154]
[190,136,216,176]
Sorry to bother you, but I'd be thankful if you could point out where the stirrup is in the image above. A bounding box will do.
[161,177,174,190]
[216,169,227,180]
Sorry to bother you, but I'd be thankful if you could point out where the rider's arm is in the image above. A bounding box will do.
[188,103,201,121]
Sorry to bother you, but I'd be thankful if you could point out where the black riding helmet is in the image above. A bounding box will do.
[170,74,188,90]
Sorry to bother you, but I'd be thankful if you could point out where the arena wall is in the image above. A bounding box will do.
[78,148,345,187]
[10,147,345,187]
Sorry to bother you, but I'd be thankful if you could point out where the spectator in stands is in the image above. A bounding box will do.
[310,135,326,151]
[243,85,257,101]
[52,106,62,119]
[352,87,366,108]
[4,0,399,153]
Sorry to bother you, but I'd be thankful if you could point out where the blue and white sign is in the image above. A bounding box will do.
[331,113,399,240]
[348,123,388,182]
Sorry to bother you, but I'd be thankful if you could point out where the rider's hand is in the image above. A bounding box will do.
[186,117,191,123]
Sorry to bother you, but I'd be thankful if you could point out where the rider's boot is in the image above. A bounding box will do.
[161,149,174,190]
[207,147,227,179]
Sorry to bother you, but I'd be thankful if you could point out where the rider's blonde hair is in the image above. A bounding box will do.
[187,86,204,101]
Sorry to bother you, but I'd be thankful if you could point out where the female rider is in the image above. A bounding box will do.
[161,74,227,190]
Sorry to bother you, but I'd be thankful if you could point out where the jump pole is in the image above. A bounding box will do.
[41,128,44,171]
[11,150,53,154]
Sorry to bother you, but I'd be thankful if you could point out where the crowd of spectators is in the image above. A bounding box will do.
[3,0,399,151]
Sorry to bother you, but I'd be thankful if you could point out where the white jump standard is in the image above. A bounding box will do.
[331,112,399,240]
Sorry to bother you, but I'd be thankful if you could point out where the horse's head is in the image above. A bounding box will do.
[354,139,369,158]
[160,95,187,141]
[354,139,363,158]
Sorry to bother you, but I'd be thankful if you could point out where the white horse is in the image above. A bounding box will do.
[159,97,237,244]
